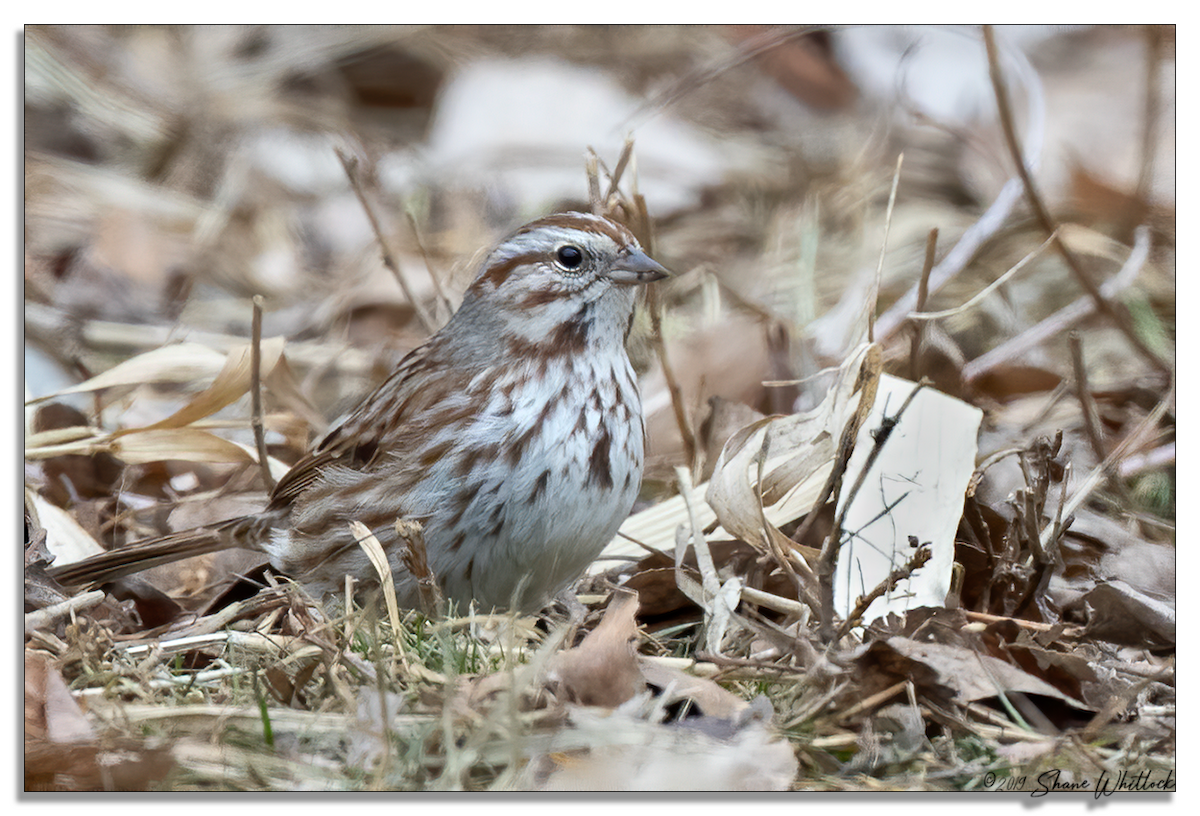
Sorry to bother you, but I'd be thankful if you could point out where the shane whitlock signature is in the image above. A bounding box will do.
[981,768,1174,796]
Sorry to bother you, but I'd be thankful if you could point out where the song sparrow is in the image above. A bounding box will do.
[49,212,669,612]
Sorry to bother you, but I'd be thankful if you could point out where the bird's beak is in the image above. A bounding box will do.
[607,248,670,285]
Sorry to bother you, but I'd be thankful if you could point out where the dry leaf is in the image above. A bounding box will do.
[857,636,1089,709]
[706,342,879,556]
[26,342,226,405]
[26,651,95,744]
[547,590,643,708]
[115,337,285,436]
[110,428,256,465]
[1081,581,1175,647]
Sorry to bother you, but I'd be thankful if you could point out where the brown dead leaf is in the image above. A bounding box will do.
[114,337,285,436]
[26,652,175,790]
[26,651,95,744]
[725,26,857,111]
[623,539,795,620]
[1080,581,1175,647]
[32,403,125,506]
[856,636,1089,710]
[547,590,644,707]
[968,363,1063,402]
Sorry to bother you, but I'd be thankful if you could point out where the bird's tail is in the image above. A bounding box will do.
[47,516,262,588]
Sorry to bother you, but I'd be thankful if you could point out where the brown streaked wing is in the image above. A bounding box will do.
[266,344,439,512]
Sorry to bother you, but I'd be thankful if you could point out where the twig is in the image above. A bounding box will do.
[604,135,636,205]
[982,26,1172,378]
[1046,461,1071,567]
[396,519,444,620]
[250,295,276,492]
[1132,25,1163,221]
[835,546,932,640]
[1040,378,1174,552]
[908,227,938,381]
[739,585,810,620]
[868,153,904,343]
[962,610,1078,634]
[647,271,696,477]
[336,148,437,335]
[964,225,1152,381]
[909,230,1056,321]
[24,590,106,634]
[404,210,454,322]
[834,679,908,722]
[585,150,602,214]
[1068,332,1107,464]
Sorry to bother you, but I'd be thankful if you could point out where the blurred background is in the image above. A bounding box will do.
[23,23,1175,499]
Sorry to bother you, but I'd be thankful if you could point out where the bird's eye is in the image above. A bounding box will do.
[556,245,585,270]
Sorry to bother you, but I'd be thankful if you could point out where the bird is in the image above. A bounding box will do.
[48,211,669,612]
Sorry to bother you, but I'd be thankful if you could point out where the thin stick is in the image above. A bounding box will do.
[834,679,907,722]
[404,210,453,322]
[645,260,696,477]
[908,227,938,380]
[24,590,106,634]
[739,585,810,619]
[877,32,1045,342]
[336,148,437,335]
[868,153,904,343]
[835,545,932,640]
[1134,25,1163,214]
[1047,461,1071,568]
[983,26,1171,378]
[909,230,1056,321]
[604,135,636,204]
[1040,379,1174,551]
[965,225,1152,380]
[962,610,1077,634]
[585,149,602,214]
[250,295,275,492]
[1068,332,1107,464]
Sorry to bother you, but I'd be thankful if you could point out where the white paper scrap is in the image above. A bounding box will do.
[833,375,982,625]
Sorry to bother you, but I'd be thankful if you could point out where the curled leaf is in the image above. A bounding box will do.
[109,428,255,464]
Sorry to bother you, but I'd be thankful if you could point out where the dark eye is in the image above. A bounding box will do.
[556,245,584,269]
